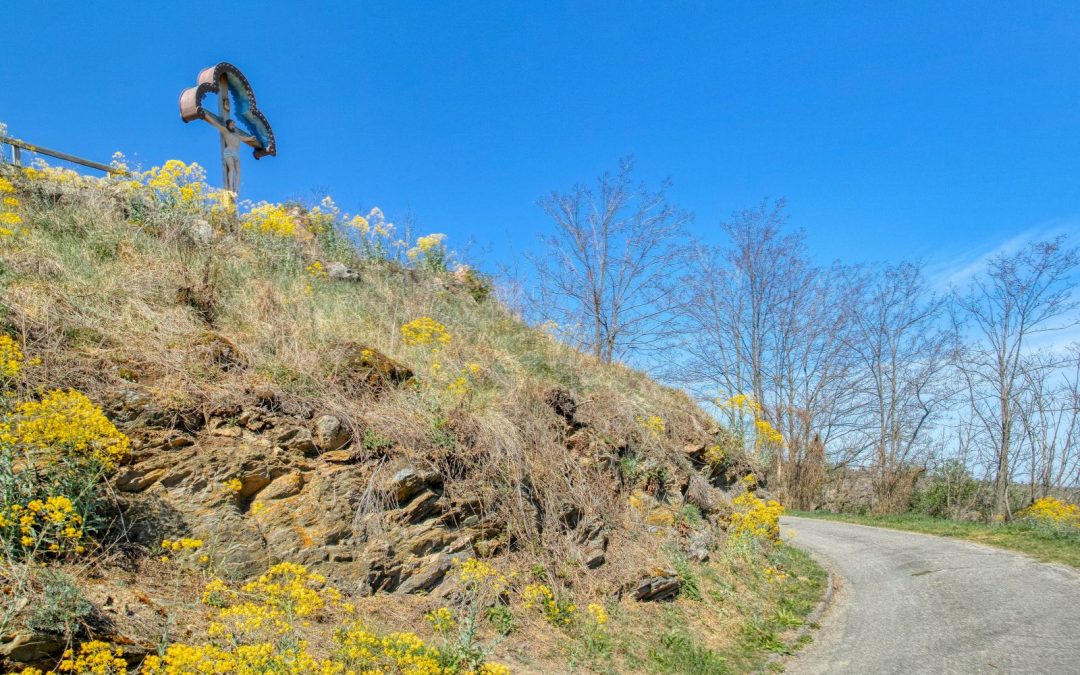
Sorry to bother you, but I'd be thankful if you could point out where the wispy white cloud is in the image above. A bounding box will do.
[926,218,1079,292]
[929,219,1080,354]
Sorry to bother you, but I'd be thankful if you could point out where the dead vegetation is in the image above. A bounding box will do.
[0,164,820,673]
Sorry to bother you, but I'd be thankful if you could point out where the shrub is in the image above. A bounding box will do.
[728,478,784,544]
[408,233,449,272]
[26,569,93,637]
[1018,497,1080,531]
[139,561,512,675]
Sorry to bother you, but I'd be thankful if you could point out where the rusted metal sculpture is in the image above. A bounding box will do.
[179,63,276,195]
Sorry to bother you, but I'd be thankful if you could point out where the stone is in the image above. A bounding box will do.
[633,573,681,602]
[320,450,354,463]
[398,490,441,524]
[0,630,65,662]
[688,529,712,563]
[390,468,425,504]
[325,261,361,281]
[544,387,581,428]
[188,218,214,245]
[685,473,720,514]
[332,343,414,393]
[276,427,317,457]
[400,521,453,556]
[396,553,455,594]
[314,414,350,451]
[211,425,243,438]
[682,443,707,460]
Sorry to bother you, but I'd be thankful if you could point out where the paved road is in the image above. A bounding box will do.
[782,516,1080,675]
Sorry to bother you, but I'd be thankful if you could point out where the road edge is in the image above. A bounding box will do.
[768,533,840,668]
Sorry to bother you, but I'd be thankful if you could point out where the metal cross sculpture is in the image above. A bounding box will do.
[179,63,276,195]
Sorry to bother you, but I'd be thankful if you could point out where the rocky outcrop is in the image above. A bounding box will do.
[113,405,495,594]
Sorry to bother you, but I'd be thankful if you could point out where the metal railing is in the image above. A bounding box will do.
[0,135,128,175]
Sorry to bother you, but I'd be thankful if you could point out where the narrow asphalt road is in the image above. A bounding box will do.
[782,516,1080,675]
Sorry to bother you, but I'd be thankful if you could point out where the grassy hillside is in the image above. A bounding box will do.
[0,159,823,674]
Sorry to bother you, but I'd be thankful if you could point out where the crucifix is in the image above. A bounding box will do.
[179,62,277,196]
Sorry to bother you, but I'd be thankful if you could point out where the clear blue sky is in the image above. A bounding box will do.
[3,1,1079,276]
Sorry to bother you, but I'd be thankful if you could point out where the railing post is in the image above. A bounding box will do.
[12,145,21,167]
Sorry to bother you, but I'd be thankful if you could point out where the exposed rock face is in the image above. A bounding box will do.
[106,358,731,602]
[116,412,485,593]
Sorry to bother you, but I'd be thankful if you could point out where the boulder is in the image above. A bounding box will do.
[187,218,214,245]
[276,427,317,457]
[313,414,350,451]
[258,472,305,500]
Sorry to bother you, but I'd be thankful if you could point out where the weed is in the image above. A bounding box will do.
[648,630,732,675]
[27,569,93,638]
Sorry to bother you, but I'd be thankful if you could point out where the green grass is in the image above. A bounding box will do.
[625,543,827,674]
[789,510,1080,569]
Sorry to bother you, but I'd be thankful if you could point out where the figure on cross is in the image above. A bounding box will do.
[179,62,277,197]
[203,115,257,194]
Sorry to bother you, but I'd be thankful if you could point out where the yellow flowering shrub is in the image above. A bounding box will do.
[763,566,789,584]
[729,491,784,543]
[223,478,243,494]
[402,317,452,347]
[307,195,340,234]
[0,495,85,558]
[158,537,207,566]
[1018,497,1080,530]
[408,233,448,271]
[5,389,130,472]
[0,176,21,233]
[425,606,456,633]
[242,202,298,237]
[522,583,576,627]
[753,418,783,447]
[22,162,86,187]
[703,444,725,469]
[144,561,510,674]
[15,640,128,675]
[0,334,25,379]
[717,393,784,464]
[140,159,207,205]
[585,603,608,628]
[446,364,483,398]
[350,206,396,261]
[636,415,665,436]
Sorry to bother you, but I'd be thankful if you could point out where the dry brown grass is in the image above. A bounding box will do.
[0,167,822,673]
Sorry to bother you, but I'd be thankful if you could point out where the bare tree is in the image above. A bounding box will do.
[680,200,861,506]
[845,263,955,511]
[954,236,1079,517]
[1015,346,1080,501]
[530,158,691,364]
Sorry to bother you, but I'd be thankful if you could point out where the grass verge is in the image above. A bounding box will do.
[609,543,827,674]
[788,510,1080,569]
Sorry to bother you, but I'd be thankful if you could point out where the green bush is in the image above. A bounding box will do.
[27,569,93,637]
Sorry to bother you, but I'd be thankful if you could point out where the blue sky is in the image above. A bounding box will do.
[2,1,1079,278]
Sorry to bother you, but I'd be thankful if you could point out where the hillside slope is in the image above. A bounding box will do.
[0,160,820,674]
